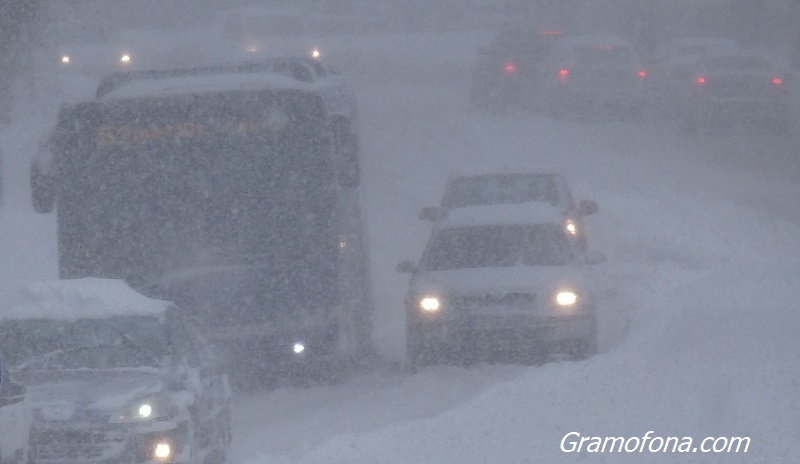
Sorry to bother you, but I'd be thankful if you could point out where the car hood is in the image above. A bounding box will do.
[22,369,165,415]
[410,265,589,297]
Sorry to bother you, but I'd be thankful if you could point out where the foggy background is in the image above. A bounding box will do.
[2,0,800,119]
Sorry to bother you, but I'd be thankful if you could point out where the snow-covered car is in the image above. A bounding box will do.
[0,352,29,464]
[399,203,603,367]
[419,169,597,251]
[0,278,232,464]
[683,50,790,133]
[469,27,564,111]
[648,37,740,116]
[542,35,648,119]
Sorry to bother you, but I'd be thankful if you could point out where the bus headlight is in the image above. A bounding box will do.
[292,341,306,355]
[418,296,441,313]
[554,290,578,307]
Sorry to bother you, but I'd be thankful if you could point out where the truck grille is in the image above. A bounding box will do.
[31,427,127,462]
[453,292,536,310]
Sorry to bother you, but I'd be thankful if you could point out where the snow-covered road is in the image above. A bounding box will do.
[2,29,798,463]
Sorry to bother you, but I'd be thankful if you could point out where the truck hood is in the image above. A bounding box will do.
[23,369,165,418]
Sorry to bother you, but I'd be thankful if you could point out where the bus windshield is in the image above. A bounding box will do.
[53,89,336,283]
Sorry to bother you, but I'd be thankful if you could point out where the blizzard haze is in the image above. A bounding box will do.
[1,1,799,463]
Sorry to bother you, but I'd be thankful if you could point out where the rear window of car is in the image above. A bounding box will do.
[573,45,633,64]
[443,174,559,209]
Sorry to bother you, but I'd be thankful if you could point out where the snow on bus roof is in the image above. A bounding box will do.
[102,70,311,101]
[436,203,566,230]
[0,278,172,321]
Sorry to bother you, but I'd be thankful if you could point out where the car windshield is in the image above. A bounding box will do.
[443,174,560,209]
[0,315,168,371]
[574,45,633,64]
[422,224,574,271]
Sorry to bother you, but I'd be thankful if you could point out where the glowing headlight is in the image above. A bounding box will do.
[418,296,441,312]
[138,403,153,419]
[310,47,321,59]
[120,53,131,64]
[292,342,306,355]
[154,442,172,460]
[555,291,578,307]
[60,55,70,64]
[565,219,577,235]
[112,397,172,423]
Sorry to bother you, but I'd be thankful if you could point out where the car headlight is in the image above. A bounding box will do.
[111,396,174,423]
[554,290,578,307]
[119,53,132,64]
[60,54,71,64]
[418,295,441,313]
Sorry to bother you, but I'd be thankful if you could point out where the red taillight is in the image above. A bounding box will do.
[772,77,783,85]
[696,76,707,84]
[504,62,516,74]
[559,68,569,77]
[638,70,647,78]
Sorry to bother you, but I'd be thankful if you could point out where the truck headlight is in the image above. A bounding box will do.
[154,442,172,460]
[418,295,441,313]
[554,290,578,307]
[111,396,174,423]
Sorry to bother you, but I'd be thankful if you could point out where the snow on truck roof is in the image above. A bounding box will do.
[0,278,172,321]
[437,203,567,230]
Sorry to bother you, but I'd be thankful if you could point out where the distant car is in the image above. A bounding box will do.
[470,27,564,111]
[542,35,648,119]
[220,5,317,58]
[399,203,603,367]
[419,169,598,251]
[45,18,136,78]
[0,278,232,464]
[649,37,740,117]
[0,352,29,464]
[683,51,790,133]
